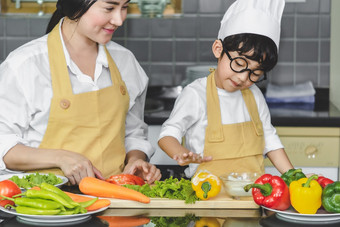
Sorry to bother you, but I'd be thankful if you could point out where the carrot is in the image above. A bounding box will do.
[79,177,150,204]
[97,216,150,227]
[64,191,111,211]
[86,199,111,211]
[64,191,93,202]
[31,186,40,190]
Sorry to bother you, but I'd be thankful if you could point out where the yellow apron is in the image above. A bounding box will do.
[196,71,265,177]
[32,22,130,179]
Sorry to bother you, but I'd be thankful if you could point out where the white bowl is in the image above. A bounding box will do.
[220,172,261,198]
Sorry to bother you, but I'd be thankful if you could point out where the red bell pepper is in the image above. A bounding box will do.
[244,174,290,211]
[105,174,145,186]
[317,176,334,188]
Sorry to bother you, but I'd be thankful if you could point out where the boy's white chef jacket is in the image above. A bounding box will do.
[0,23,154,173]
[159,77,284,178]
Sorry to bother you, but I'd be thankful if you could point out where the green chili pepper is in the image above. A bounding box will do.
[15,189,76,209]
[11,205,61,215]
[281,168,306,186]
[1,196,66,211]
[79,206,87,214]
[59,206,81,215]
[79,197,98,209]
[322,181,340,213]
[40,182,79,207]
[58,210,74,215]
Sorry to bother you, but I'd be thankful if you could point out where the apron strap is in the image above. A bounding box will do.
[47,21,73,96]
[104,46,122,86]
[241,89,264,136]
[206,71,224,142]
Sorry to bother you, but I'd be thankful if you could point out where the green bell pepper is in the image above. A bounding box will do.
[281,168,306,186]
[322,181,340,213]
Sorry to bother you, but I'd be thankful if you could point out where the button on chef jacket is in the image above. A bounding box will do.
[159,77,284,178]
[0,20,154,173]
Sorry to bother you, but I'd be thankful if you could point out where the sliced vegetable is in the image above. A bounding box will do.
[79,177,150,204]
[281,168,306,186]
[106,174,145,186]
[0,180,21,207]
[322,181,340,213]
[317,176,334,188]
[191,170,222,200]
[244,174,290,211]
[289,175,322,214]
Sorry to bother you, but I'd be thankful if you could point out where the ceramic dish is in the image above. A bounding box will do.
[264,206,340,224]
[0,200,108,225]
[0,173,68,190]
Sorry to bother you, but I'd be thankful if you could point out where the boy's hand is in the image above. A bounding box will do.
[173,152,212,166]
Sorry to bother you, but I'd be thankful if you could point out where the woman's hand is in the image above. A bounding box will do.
[173,152,212,166]
[57,150,104,185]
[123,159,161,184]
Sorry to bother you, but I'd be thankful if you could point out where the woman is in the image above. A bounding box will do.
[0,0,161,185]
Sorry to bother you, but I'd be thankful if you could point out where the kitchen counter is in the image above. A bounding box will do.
[1,203,339,226]
[145,88,340,127]
[1,186,339,226]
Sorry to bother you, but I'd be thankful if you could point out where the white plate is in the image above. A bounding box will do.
[264,206,340,224]
[0,173,68,190]
[0,201,108,224]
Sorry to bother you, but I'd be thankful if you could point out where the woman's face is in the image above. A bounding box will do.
[76,0,129,44]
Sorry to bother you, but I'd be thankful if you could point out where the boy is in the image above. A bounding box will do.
[158,0,294,178]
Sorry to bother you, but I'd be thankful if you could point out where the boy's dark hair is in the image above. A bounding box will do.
[46,0,97,34]
[222,33,278,73]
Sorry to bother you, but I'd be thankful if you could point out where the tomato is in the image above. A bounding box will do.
[106,174,145,186]
[0,180,22,207]
[317,176,334,188]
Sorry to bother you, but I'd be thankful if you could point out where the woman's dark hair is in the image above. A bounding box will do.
[46,0,97,34]
[222,33,278,73]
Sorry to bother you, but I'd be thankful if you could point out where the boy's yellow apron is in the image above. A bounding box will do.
[31,22,129,179]
[196,71,265,177]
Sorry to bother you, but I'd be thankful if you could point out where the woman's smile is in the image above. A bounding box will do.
[103,27,115,34]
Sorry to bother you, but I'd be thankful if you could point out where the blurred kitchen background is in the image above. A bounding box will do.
[0,0,332,88]
[1,0,340,180]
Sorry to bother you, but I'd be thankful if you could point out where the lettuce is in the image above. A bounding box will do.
[9,173,63,189]
[123,176,199,204]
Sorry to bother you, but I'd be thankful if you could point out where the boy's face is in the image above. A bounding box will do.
[213,40,264,92]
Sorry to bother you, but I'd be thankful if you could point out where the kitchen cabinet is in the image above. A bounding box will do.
[148,125,177,165]
[149,124,340,181]
[330,0,340,110]
[264,127,340,181]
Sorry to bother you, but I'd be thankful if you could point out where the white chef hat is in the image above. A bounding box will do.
[217,0,285,50]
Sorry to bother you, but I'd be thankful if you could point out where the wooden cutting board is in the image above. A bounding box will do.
[103,208,261,218]
[105,191,259,209]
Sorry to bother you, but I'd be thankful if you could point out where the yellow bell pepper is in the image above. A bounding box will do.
[289,174,322,214]
[191,170,222,200]
[195,217,220,227]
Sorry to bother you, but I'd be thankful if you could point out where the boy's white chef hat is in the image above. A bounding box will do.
[217,0,285,50]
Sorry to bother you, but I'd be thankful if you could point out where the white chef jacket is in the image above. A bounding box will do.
[159,77,284,177]
[0,22,154,173]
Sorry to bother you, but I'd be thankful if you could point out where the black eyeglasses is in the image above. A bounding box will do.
[221,41,267,83]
